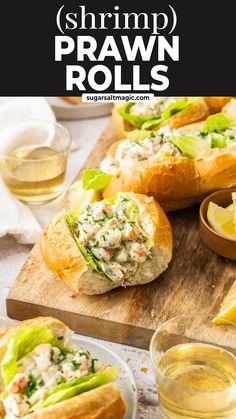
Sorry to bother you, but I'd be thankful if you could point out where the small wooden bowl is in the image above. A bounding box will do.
[199,189,236,261]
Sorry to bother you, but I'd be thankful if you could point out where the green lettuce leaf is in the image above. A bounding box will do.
[141,118,162,130]
[125,129,154,141]
[32,367,118,411]
[117,194,153,249]
[118,103,148,128]
[65,215,112,281]
[119,98,200,130]
[82,169,112,192]
[161,97,200,121]
[64,212,78,231]
[211,135,227,148]
[77,242,98,272]
[202,113,231,134]
[1,326,55,387]
[77,242,111,282]
[170,135,210,159]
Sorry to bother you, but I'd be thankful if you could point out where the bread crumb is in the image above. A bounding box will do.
[21,275,28,282]
[140,367,148,374]
[126,357,132,363]
[151,309,157,318]
[69,293,77,298]
[212,285,215,288]
[141,356,146,364]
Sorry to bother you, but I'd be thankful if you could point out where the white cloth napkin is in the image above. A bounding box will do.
[0,177,41,244]
[0,97,58,244]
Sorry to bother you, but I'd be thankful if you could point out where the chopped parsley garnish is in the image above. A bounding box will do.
[229,135,235,140]
[57,336,64,341]
[60,347,72,356]
[71,360,80,370]
[88,358,98,373]
[79,351,89,359]
[100,234,106,241]
[38,379,44,386]
[121,196,130,202]
[24,375,37,398]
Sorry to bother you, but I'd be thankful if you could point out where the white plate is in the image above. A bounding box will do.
[47,97,112,120]
[0,318,137,419]
[71,335,137,419]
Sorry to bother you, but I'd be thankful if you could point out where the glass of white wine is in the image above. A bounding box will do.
[0,120,71,205]
[150,314,236,418]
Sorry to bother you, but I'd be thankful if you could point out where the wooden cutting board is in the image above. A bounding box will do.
[7,119,236,350]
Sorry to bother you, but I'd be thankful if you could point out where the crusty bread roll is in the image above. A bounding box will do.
[25,384,126,419]
[0,317,71,393]
[103,155,200,212]
[204,97,232,113]
[222,98,236,123]
[103,142,236,212]
[103,101,236,211]
[112,97,231,138]
[0,317,126,419]
[40,193,172,295]
[60,97,83,105]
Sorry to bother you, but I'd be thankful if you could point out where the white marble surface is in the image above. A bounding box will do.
[0,113,159,418]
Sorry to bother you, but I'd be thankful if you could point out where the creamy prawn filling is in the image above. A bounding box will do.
[100,130,181,175]
[175,126,236,144]
[3,343,107,418]
[77,197,151,282]
[168,126,236,157]
[223,127,236,145]
[130,97,185,117]
[101,125,236,175]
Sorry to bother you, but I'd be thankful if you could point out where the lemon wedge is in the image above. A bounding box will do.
[68,180,101,216]
[207,201,236,240]
[213,281,236,325]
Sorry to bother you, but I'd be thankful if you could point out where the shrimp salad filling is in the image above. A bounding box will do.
[129,97,186,118]
[100,122,236,176]
[100,129,181,175]
[73,194,152,283]
[3,343,108,418]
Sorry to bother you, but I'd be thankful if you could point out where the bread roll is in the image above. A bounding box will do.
[41,193,172,295]
[103,100,236,211]
[25,384,126,419]
[204,97,232,113]
[112,97,231,138]
[103,156,200,212]
[222,98,236,123]
[60,97,83,105]
[0,317,70,393]
[0,317,126,419]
